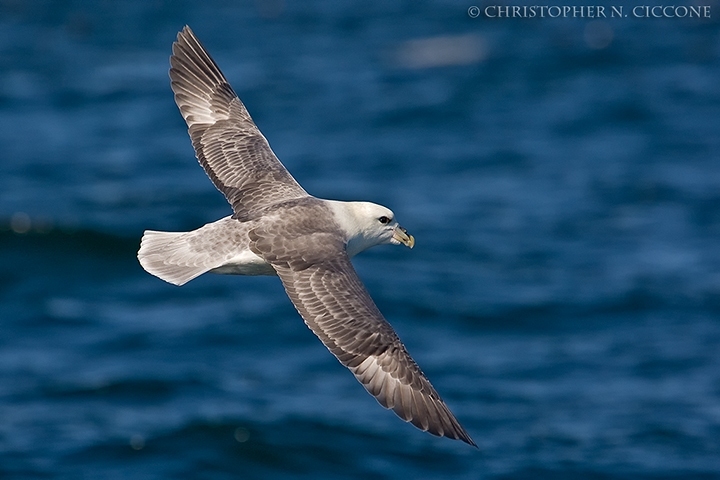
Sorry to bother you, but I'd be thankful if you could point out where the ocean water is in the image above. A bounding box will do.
[2,1,720,478]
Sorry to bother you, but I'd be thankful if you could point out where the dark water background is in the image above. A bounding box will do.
[2,1,720,478]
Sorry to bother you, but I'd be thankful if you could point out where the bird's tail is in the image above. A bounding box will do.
[137,230,214,286]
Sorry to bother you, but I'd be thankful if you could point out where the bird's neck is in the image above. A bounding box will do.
[324,200,377,257]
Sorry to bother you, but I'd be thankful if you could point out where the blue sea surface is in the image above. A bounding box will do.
[1,1,720,478]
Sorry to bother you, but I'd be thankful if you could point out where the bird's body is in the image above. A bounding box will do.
[138,26,475,447]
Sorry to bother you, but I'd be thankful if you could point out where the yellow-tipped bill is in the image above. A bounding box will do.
[393,226,415,249]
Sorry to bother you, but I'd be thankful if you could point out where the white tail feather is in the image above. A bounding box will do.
[138,230,218,286]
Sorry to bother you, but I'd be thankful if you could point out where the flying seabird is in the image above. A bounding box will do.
[138,26,475,447]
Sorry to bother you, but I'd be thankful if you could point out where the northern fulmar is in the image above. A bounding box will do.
[138,26,475,447]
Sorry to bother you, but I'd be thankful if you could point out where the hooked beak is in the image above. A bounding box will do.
[392,225,415,249]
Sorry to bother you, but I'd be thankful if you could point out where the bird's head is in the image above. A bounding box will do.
[327,201,415,257]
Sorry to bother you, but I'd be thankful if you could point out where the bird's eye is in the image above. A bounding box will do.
[378,216,391,225]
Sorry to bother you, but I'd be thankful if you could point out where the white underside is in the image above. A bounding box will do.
[209,250,276,276]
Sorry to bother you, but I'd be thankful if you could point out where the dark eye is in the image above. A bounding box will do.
[378,216,391,225]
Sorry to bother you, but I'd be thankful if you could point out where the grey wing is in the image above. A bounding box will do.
[170,26,308,220]
[271,254,476,446]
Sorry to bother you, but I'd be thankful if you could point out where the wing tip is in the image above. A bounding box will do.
[393,398,477,447]
[355,356,476,447]
[418,401,477,448]
[168,25,236,128]
[446,423,478,448]
[175,25,197,48]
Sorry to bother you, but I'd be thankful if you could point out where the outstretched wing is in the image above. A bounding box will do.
[274,256,475,446]
[249,215,475,446]
[170,26,308,220]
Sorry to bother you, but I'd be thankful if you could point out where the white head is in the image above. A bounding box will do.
[326,201,415,257]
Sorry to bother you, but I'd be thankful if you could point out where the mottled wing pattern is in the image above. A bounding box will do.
[169,26,307,220]
[249,211,476,446]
